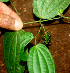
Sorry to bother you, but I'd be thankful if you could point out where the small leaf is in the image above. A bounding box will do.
[20,32,34,61]
[28,44,55,73]
[0,0,9,2]
[3,29,33,73]
[33,0,69,19]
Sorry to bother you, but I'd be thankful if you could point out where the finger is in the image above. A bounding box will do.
[0,2,23,31]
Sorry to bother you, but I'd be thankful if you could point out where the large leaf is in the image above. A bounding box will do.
[0,0,9,2]
[28,44,55,73]
[33,0,70,19]
[3,29,33,73]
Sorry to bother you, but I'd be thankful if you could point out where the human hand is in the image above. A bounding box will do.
[0,2,23,31]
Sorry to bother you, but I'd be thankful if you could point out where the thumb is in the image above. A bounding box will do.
[0,13,23,31]
[0,2,23,31]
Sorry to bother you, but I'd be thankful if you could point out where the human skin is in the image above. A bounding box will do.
[0,1,23,31]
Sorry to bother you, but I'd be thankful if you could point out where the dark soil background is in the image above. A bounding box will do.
[0,0,70,73]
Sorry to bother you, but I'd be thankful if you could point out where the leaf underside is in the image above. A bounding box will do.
[33,0,69,19]
[3,29,33,73]
[28,44,55,73]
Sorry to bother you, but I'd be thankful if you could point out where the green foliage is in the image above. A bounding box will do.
[3,0,70,73]
[28,44,55,73]
[3,29,33,73]
[33,0,69,19]
[0,0,9,2]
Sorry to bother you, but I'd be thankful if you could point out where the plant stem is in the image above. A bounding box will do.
[23,17,61,25]
[35,26,42,45]
[10,1,70,24]
[35,36,36,45]
[35,19,42,45]
[10,0,19,16]
[62,16,70,19]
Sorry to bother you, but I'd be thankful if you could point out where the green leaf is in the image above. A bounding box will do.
[0,0,9,2]
[19,32,34,61]
[19,44,28,61]
[28,44,55,73]
[3,29,33,73]
[33,0,69,19]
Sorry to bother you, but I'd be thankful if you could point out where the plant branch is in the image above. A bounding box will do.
[10,1,70,25]
[23,17,62,25]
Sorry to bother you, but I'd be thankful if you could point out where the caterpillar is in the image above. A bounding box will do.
[0,2,23,31]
